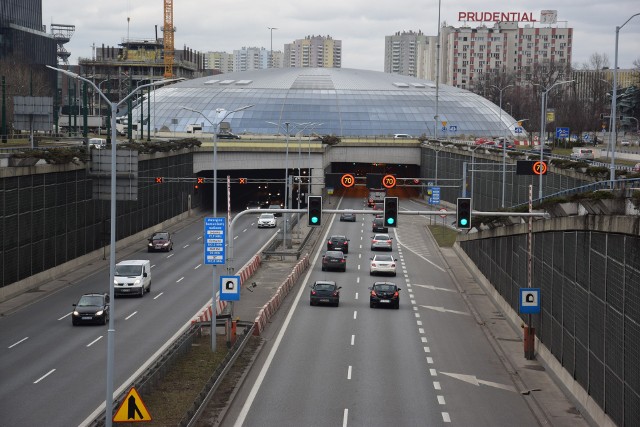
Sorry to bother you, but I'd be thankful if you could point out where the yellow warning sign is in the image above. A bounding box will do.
[113,387,152,422]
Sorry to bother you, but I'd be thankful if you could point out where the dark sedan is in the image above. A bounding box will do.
[72,293,110,325]
[309,280,342,306]
[322,250,347,272]
[327,235,350,253]
[369,282,401,309]
[340,211,356,222]
[148,231,173,252]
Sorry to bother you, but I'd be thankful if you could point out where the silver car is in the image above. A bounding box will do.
[258,213,276,228]
[371,234,393,251]
[370,254,397,276]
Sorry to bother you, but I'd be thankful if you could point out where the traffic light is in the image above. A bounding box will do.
[383,197,398,227]
[307,196,322,227]
[456,198,472,229]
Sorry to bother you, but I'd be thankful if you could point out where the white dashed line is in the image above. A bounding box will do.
[430,369,437,376]
[411,299,416,305]
[243,228,248,232]
[355,292,359,300]
[343,409,349,427]
[414,313,420,318]
[8,337,28,348]
[437,395,446,405]
[34,369,56,384]
[433,381,441,390]
[353,311,357,320]
[416,320,422,326]
[424,347,431,353]
[413,306,418,311]
[357,277,360,283]
[167,253,174,258]
[351,335,355,346]
[418,328,424,334]
[347,366,352,380]
[87,336,103,347]
[442,412,451,422]
[177,277,184,283]
[153,293,163,300]
[421,337,428,343]
[426,357,434,364]
[125,311,137,320]
[195,264,202,269]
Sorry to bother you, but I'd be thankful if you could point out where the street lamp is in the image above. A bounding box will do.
[537,80,574,200]
[305,123,323,196]
[610,12,640,186]
[491,83,514,208]
[502,118,529,207]
[268,27,278,68]
[47,65,181,427]
[181,104,253,351]
[434,0,442,139]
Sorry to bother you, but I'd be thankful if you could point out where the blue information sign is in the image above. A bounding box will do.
[220,275,240,301]
[429,186,441,205]
[204,217,226,265]
[519,288,541,314]
[555,127,570,139]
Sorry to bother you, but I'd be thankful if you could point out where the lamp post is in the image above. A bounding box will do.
[502,118,529,207]
[491,83,514,208]
[47,65,181,427]
[268,27,278,68]
[181,104,253,352]
[434,0,441,139]
[305,123,323,197]
[537,80,574,200]
[610,13,640,187]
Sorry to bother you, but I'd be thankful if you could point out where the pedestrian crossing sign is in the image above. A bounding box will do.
[113,387,152,422]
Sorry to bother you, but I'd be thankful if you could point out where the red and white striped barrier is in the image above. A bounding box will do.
[191,254,263,324]
[253,254,310,336]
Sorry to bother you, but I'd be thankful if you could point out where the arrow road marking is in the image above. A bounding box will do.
[413,284,457,292]
[440,372,516,392]
[420,305,470,316]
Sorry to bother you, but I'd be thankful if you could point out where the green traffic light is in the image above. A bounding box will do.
[460,218,468,226]
[387,218,395,225]
[311,217,318,224]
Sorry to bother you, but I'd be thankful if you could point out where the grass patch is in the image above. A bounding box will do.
[428,225,458,247]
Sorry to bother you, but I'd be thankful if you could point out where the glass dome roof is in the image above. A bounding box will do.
[131,67,522,138]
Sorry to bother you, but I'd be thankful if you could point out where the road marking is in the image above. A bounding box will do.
[424,347,430,353]
[353,311,357,320]
[357,265,360,270]
[418,328,424,334]
[343,408,348,427]
[153,292,163,300]
[167,253,174,258]
[234,235,239,240]
[442,412,451,423]
[434,381,441,390]
[393,230,445,272]
[195,264,202,269]
[358,253,361,259]
[355,292,359,300]
[177,277,184,283]
[356,277,360,283]
[440,372,517,392]
[420,305,470,316]
[414,313,420,318]
[413,284,457,293]
[197,236,202,240]
[416,320,422,326]
[437,395,446,405]
[125,311,137,320]
[413,306,418,311]
[243,228,247,233]
[59,313,71,321]
[9,337,29,348]
[430,369,437,376]
[411,299,416,305]
[87,336,103,347]
[34,369,56,384]
[426,357,434,364]
[347,366,352,380]
[421,337,428,343]
[351,335,355,346]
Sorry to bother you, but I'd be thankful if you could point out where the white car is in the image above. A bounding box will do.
[370,254,397,276]
[257,213,276,228]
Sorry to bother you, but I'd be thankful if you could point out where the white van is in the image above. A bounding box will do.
[114,260,151,297]
[88,138,106,149]
[570,148,595,161]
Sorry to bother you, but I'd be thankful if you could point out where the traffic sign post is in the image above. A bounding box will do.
[519,288,540,360]
[428,186,440,205]
[204,217,226,265]
[555,127,569,139]
[220,275,241,301]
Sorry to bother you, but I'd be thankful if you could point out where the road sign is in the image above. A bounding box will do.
[220,275,240,301]
[514,126,523,134]
[556,127,570,139]
[519,288,541,314]
[113,387,151,422]
[441,126,447,133]
[382,174,396,189]
[583,133,591,142]
[204,217,226,265]
[340,173,355,188]
[429,186,440,204]
[516,160,548,176]
[449,125,458,133]
[439,208,447,218]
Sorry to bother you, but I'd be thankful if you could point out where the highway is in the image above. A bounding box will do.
[229,196,544,426]
[0,212,278,427]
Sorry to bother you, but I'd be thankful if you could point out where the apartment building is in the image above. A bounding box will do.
[384,30,437,78]
[284,35,342,68]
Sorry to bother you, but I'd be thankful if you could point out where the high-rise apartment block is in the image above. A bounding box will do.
[284,35,342,68]
[384,31,436,78]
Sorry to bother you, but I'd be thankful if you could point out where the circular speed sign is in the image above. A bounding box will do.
[382,174,396,189]
[340,173,355,188]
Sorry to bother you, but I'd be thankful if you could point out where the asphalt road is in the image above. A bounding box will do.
[0,211,279,427]
[227,197,546,427]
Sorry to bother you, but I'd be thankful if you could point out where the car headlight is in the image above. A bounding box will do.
[73,310,80,316]
[162,242,169,247]
[148,243,153,247]
[96,310,104,316]
[134,279,141,285]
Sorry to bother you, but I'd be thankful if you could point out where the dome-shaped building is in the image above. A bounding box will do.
[134,67,522,138]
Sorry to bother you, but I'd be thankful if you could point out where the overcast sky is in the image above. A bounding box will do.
[42,0,640,72]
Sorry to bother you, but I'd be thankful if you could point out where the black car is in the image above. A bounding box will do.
[372,217,389,233]
[148,231,173,252]
[72,293,110,325]
[309,280,342,306]
[340,211,356,222]
[327,235,350,253]
[322,250,347,272]
[217,132,241,139]
[369,282,401,309]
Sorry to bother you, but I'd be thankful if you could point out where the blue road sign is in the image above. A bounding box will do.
[204,217,226,265]
[429,186,441,204]
[220,275,240,301]
[583,133,591,142]
[556,127,570,139]
[441,126,447,133]
[519,288,541,314]
[514,126,523,134]
[449,125,458,133]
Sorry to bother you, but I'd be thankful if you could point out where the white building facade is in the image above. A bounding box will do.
[284,35,342,68]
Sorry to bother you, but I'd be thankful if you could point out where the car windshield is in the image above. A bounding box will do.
[374,234,390,240]
[331,236,346,241]
[315,283,336,291]
[374,255,393,262]
[152,233,168,240]
[374,284,396,292]
[260,214,275,219]
[325,251,343,258]
[78,296,103,306]
[115,265,143,276]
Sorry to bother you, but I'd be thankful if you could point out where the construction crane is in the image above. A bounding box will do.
[162,0,175,78]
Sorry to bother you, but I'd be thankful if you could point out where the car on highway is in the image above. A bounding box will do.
[72,293,110,325]
[369,281,401,309]
[340,210,356,222]
[371,233,393,251]
[620,140,630,147]
[246,201,263,210]
[147,231,173,252]
[321,250,347,272]
[268,203,283,216]
[327,235,350,253]
[217,132,241,139]
[258,213,277,228]
[309,280,342,306]
[370,254,397,276]
[372,217,388,233]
